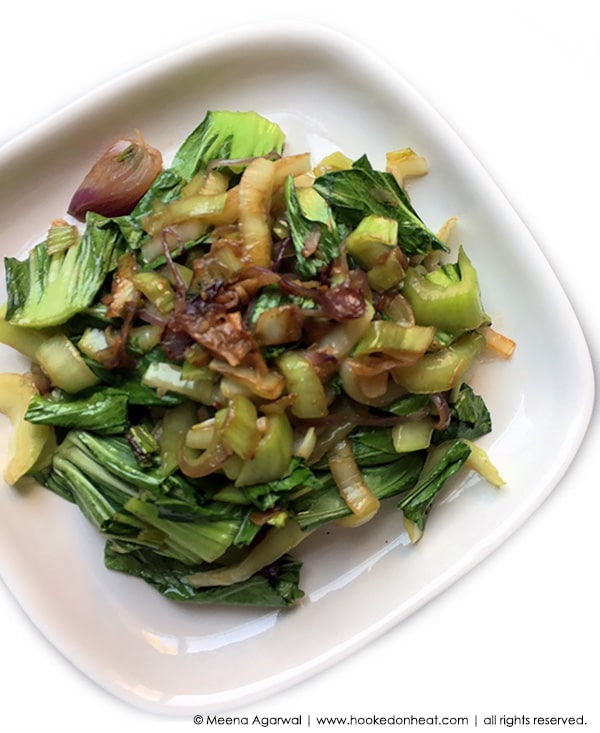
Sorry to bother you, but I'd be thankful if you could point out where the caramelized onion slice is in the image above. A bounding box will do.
[68,131,162,221]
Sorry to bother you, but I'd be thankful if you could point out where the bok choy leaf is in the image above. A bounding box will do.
[4,213,124,328]
[284,177,340,276]
[104,546,304,607]
[397,439,471,536]
[433,384,492,443]
[313,159,447,255]
[24,387,130,434]
[171,110,286,182]
[293,453,426,531]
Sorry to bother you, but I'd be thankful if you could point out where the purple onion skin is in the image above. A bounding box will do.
[67,134,162,221]
[68,187,142,220]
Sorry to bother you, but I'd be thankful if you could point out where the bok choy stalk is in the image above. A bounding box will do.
[33,333,101,394]
[0,304,97,400]
[114,496,241,564]
[345,215,406,292]
[392,332,485,394]
[0,303,59,361]
[0,372,53,484]
[402,246,487,331]
[185,519,308,588]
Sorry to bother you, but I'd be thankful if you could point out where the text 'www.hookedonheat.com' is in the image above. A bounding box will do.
[193,713,471,727]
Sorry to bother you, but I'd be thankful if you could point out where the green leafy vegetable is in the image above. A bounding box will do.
[284,176,340,276]
[313,160,447,255]
[349,427,401,466]
[24,387,129,434]
[4,213,123,328]
[105,546,304,607]
[434,384,492,442]
[171,110,286,182]
[242,457,322,510]
[397,439,471,534]
[294,453,426,531]
[0,110,510,608]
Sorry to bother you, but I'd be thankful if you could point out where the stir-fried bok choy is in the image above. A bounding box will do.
[0,110,515,607]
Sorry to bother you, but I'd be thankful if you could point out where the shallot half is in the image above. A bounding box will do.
[68,131,162,221]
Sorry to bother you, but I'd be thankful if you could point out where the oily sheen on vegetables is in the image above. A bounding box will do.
[0,110,515,607]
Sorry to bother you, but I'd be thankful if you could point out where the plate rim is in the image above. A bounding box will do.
[0,20,595,716]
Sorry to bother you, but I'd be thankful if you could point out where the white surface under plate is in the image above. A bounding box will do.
[0,22,594,716]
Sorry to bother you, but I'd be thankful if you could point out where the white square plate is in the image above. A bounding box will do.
[0,22,594,715]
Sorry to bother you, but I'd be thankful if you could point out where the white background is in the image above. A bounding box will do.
[0,1,598,730]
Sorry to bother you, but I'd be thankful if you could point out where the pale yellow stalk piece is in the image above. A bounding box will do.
[0,373,52,484]
[463,439,506,488]
[272,152,312,187]
[238,157,276,266]
[293,426,317,460]
[313,151,353,176]
[436,215,458,245]
[203,186,240,227]
[479,326,516,359]
[403,517,424,543]
[329,439,380,527]
[386,148,429,187]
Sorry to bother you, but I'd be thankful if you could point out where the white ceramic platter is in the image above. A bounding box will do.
[0,22,594,716]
